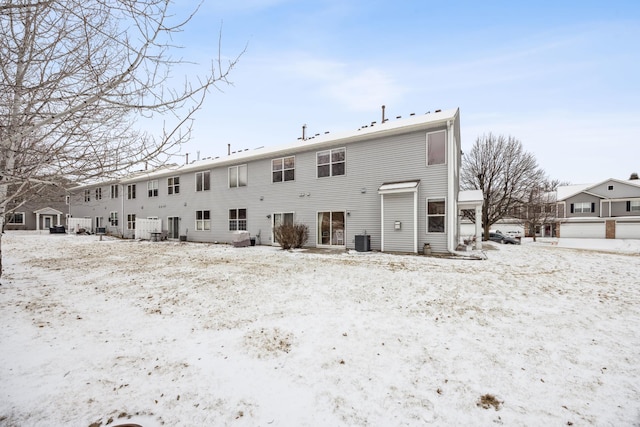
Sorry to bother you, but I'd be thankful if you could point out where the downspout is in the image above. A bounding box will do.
[447,119,456,253]
[413,189,418,253]
[380,195,385,252]
[121,183,125,238]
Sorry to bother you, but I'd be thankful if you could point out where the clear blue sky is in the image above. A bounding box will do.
[166,0,640,184]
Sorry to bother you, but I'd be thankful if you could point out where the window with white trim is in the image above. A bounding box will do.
[229,208,247,231]
[127,184,136,199]
[272,156,295,182]
[148,180,158,197]
[427,199,445,233]
[109,211,118,226]
[127,214,136,230]
[573,202,592,213]
[317,148,345,178]
[195,210,210,231]
[229,165,247,188]
[7,212,25,224]
[168,176,180,195]
[84,189,91,202]
[629,201,640,212]
[196,171,210,191]
[95,187,102,200]
[427,130,446,165]
[110,185,119,199]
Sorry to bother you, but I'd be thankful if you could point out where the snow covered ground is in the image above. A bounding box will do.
[1,231,639,426]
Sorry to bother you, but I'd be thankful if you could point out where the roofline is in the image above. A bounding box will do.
[119,108,459,184]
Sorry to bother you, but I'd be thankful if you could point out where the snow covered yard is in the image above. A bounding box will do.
[0,231,639,426]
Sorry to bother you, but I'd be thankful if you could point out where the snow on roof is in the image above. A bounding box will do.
[557,178,640,201]
[556,183,592,201]
[378,180,421,192]
[458,190,483,203]
[118,108,459,183]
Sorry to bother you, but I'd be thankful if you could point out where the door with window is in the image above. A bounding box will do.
[272,212,294,245]
[317,211,345,247]
[168,217,179,239]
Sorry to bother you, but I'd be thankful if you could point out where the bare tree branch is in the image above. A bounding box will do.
[461,133,546,239]
[0,0,243,276]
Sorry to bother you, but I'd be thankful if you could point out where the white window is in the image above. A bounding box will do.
[95,188,102,200]
[229,165,247,188]
[573,202,592,213]
[127,214,136,230]
[229,208,247,231]
[272,156,295,182]
[110,185,119,199]
[427,199,445,233]
[168,176,180,195]
[427,130,446,165]
[65,195,70,205]
[148,180,158,197]
[7,212,25,225]
[629,201,640,212]
[84,189,91,202]
[195,210,210,231]
[109,211,118,226]
[317,148,345,178]
[127,184,136,199]
[196,171,210,191]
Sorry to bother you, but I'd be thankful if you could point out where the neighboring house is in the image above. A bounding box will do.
[4,185,68,231]
[68,108,482,253]
[556,177,640,239]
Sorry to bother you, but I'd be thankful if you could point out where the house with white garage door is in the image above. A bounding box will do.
[556,177,640,239]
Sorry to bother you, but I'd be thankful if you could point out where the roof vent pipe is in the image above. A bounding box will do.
[185,153,189,164]
[381,105,386,123]
[302,124,307,141]
[227,144,231,156]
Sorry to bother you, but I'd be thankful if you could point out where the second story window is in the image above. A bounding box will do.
[95,188,102,200]
[148,180,158,197]
[317,148,345,178]
[572,202,593,213]
[196,171,210,192]
[84,189,91,202]
[229,165,247,188]
[127,184,136,199]
[110,185,119,199]
[427,130,446,165]
[272,156,295,182]
[168,176,180,195]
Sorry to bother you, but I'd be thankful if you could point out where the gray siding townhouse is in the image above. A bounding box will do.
[68,108,479,253]
[4,184,68,231]
[556,177,640,239]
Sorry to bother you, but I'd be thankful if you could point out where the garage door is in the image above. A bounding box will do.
[561,221,606,238]
[616,221,640,239]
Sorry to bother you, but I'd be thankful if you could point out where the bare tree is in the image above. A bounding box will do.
[0,0,242,276]
[518,179,570,241]
[461,133,546,240]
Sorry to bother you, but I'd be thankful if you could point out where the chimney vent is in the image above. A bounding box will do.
[630,172,639,180]
[381,105,386,123]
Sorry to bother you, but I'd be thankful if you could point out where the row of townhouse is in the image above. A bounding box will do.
[555,177,640,239]
[68,108,484,253]
[459,176,640,239]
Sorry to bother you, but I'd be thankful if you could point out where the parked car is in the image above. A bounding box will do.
[488,232,520,244]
